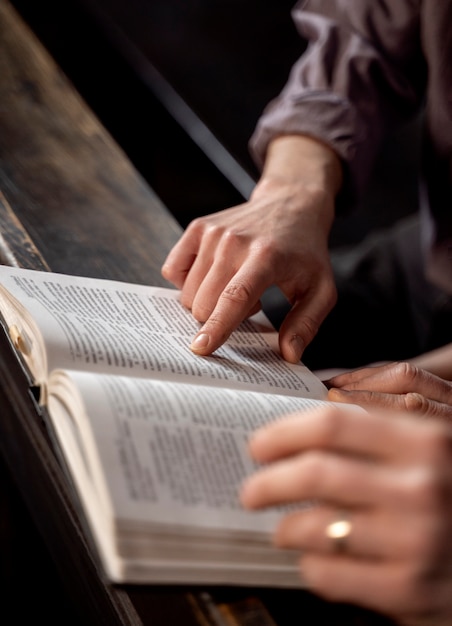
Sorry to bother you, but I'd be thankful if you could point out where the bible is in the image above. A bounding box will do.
[0,265,330,587]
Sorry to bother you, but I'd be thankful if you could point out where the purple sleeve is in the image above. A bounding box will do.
[250,0,426,202]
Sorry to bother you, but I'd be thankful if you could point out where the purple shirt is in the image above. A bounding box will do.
[250,0,452,293]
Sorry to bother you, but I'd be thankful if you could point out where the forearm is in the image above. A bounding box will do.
[250,2,424,203]
[259,134,343,195]
[252,134,343,229]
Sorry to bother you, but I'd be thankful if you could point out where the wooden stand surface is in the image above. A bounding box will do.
[0,1,395,624]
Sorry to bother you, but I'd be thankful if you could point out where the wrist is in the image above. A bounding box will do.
[260,134,343,199]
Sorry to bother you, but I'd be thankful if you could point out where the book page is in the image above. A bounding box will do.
[0,267,326,398]
[48,369,323,537]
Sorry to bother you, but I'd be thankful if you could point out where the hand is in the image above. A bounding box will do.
[326,362,452,420]
[162,135,342,363]
[240,404,452,625]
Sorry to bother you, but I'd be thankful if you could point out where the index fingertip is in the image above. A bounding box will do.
[190,332,211,354]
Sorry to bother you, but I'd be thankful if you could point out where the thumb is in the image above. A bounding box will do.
[278,299,330,363]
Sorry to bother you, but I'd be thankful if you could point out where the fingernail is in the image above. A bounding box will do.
[190,332,210,353]
[289,335,304,362]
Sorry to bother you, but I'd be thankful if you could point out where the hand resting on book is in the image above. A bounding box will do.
[325,361,452,421]
[241,367,452,626]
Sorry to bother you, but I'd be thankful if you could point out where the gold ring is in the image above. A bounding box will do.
[325,512,352,553]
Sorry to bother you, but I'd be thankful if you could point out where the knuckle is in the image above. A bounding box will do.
[294,314,320,343]
[300,450,339,493]
[403,392,430,414]
[187,217,225,243]
[301,452,327,480]
[391,361,422,385]
[405,466,443,511]
[202,311,234,342]
[191,301,212,323]
[368,390,388,405]
[186,215,208,233]
[216,227,247,254]
[221,280,255,305]
[251,237,278,260]
[313,406,344,446]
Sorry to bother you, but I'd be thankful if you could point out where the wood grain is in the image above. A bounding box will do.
[0,0,181,285]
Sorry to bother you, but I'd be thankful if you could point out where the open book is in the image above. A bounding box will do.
[0,265,330,588]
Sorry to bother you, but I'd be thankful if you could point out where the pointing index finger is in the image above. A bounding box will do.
[190,268,271,355]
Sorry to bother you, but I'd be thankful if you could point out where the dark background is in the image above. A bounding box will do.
[10,0,301,225]
[10,0,420,244]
